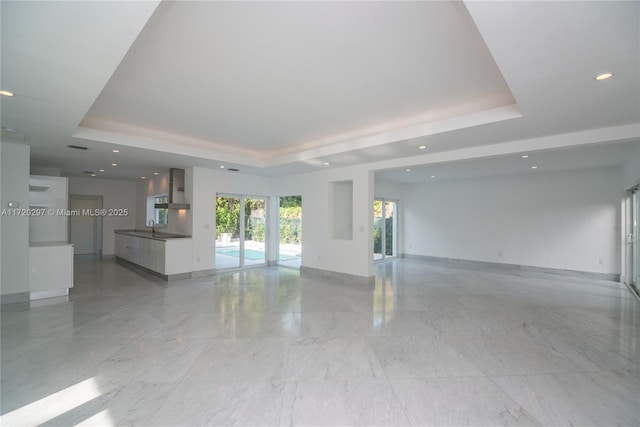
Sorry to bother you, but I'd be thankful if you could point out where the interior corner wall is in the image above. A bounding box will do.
[69,177,137,256]
[402,166,622,275]
[1,142,30,295]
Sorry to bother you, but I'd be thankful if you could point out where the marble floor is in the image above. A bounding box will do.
[1,258,639,426]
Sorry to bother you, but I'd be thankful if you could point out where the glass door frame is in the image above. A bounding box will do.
[215,193,269,270]
[373,198,398,262]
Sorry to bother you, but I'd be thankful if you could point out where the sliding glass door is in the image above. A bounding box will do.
[373,198,397,261]
[244,198,267,267]
[278,196,302,268]
[215,195,267,270]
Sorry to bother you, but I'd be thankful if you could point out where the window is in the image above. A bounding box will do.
[146,194,168,227]
[154,195,168,225]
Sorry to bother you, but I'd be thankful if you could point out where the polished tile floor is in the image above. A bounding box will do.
[1,258,639,426]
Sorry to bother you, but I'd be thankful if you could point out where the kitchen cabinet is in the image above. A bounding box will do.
[115,231,192,279]
[29,243,74,299]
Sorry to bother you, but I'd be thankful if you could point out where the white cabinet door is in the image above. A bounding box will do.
[149,239,165,274]
[115,234,126,259]
[29,245,74,292]
[138,238,150,269]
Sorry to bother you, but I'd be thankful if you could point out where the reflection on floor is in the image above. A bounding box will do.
[1,258,639,426]
[215,240,301,270]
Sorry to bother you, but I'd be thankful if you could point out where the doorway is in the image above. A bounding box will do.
[373,198,397,261]
[69,195,103,256]
[278,195,302,269]
[215,195,268,270]
[632,189,639,287]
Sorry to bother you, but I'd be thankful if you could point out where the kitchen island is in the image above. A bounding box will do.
[115,229,192,280]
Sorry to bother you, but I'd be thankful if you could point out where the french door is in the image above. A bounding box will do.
[215,194,267,270]
[373,198,397,261]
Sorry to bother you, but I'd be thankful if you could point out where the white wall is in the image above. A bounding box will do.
[622,143,639,190]
[69,177,137,256]
[403,166,622,275]
[374,177,403,200]
[191,167,276,273]
[275,166,374,278]
[29,175,68,243]
[1,142,30,295]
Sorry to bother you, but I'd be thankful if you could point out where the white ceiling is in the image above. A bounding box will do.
[1,1,638,181]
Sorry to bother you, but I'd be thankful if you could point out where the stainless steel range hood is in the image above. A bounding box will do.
[154,168,190,210]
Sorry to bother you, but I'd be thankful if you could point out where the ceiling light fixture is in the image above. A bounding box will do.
[521,155,529,159]
[112,149,120,153]
[141,176,146,179]
[430,175,436,179]
[531,166,538,170]
[91,173,96,177]
[406,169,411,172]
[2,127,17,133]
[595,72,613,81]
[111,163,118,167]
[153,172,159,176]
[99,169,105,172]
[0,90,14,97]
[323,162,330,166]
[418,145,426,150]
[219,165,225,169]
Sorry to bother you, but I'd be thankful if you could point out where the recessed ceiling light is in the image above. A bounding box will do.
[153,172,159,176]
[111,163,118,166]
[531,165,538,169]
[418,145,426,150]
[0,90,14,97]
[323,162,330,166]
[141,176,146,179]
[90,174,96,177]
[521,155,529,159]
[595,72,613,81]
[430,175,436,179]
[2,127,17,132]
[406,169,411,172]
[219,165,225,169]
[99,169,105,172]
[112,149,120,153]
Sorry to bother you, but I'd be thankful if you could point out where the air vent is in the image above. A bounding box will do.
[228,168,240,172]
[82,170,95,175]
[68,144,88,150]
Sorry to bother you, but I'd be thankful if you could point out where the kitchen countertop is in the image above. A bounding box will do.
[115,229,192,241]
[30,241,74,248]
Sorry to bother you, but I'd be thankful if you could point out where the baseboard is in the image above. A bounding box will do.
[401,253,620,282]
[30,289,69,300]
[300,266,375,285]
[192,269,216,278]
[1,292,30,304]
